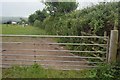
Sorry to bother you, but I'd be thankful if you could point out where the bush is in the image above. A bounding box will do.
[34,20,43,28]
[94,63,120,80]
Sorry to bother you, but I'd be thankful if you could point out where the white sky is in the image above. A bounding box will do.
[1,2,45,17]
[0,0,119,17]
[1,0,119,2]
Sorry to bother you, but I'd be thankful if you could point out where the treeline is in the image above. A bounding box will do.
[28,2,118,36]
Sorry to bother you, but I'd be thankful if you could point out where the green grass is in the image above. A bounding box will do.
[1,24,46,35]
[3,64,118,79]
[2,64,96,78]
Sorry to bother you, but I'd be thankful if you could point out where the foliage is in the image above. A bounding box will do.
[94,63,120,80]
[28,2,118,37]
[43,2,118,36]
[34,20,43,28]
[35,10,47,21]
[19,18,28,24]
[44,1,78,16]
[28,10,48,25]
[28,14,36,25]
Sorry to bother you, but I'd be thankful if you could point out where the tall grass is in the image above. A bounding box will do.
[1,24,46,35]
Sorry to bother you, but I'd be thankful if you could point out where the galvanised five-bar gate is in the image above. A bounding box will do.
[0,31,118,70]
[1,34,109,70]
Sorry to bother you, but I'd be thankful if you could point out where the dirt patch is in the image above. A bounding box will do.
[2,37,88,70]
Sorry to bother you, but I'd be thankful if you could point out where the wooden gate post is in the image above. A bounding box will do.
[108,30,118,63]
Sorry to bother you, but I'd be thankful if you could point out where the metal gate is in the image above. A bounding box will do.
[1,35,108,70]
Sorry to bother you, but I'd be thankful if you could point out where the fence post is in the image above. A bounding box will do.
[108,30,118,63]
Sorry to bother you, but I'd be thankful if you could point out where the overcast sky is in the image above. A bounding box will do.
[0,0,119,17]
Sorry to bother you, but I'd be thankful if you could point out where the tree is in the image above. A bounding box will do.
[28,14,36,25]
[20,18,28,24]
[35,10,47,21]
[44,0,78,16]
[28,10,48,25]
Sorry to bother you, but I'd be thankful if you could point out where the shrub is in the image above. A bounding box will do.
[34,20,43,28]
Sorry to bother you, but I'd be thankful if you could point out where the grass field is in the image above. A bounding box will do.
[2,64,96,78]
[1,24,46,35]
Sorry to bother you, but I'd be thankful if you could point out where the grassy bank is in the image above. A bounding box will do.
[1,24,46,35]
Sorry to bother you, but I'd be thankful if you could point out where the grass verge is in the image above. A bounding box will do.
[2,64,96,78]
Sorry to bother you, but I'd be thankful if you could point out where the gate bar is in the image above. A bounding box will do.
[3,59,105,63]
[2,54,106,59]
[2,42,107,46]
[2,49,106,53]
[1,34,108,39]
